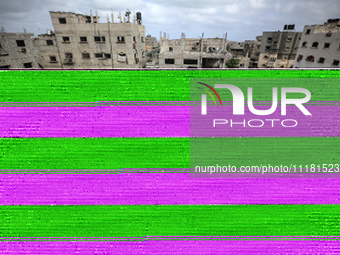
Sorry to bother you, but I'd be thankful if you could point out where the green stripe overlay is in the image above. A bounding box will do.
[0,137,338,170]
[0,70,339,102]
[0,205,339,237]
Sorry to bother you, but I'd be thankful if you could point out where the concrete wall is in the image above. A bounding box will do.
[33,33,61,68]
[145,35,158,49]
[247,37,262,68]
[294,20,340,68]
[228,40,260,68]
[0,33,40,69]
[159,37,231,68]
[258,30,301,68]
[43,11,146,69]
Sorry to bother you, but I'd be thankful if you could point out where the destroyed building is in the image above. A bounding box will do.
[258,25,301,68]
[294,18,340,68]
[33,11,146,69]
[159,34,232,68]
[0,32,40,69]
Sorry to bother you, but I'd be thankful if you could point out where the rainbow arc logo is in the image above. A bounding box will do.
[197,82,223,106]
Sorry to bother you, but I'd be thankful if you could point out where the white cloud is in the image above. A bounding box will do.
[0,0,339,41]
[250,0,267,10]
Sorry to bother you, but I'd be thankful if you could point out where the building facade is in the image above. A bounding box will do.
[258,26,301,68]
[33,31,61,69]
[294,19,340,68]
[0,32,40,69]
[228,38,261,68]
[34,11,146,69]
[145,35,158,51]
[159,36,231,68]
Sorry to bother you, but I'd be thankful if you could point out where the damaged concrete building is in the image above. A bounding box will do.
[159,35,232,68]
[34,10,146,69]
[228,37,261,68]
[0,32,40,69]
[294,18,340,68]
[145,35,158,51]
[258,25,301,68]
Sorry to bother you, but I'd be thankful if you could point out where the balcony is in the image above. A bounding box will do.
[63,58,74,65]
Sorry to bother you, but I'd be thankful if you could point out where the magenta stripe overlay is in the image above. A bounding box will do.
[190,105,340,137]
[0,105,338,137]
[2,240,340,254]
[0,106,190,138]
[1,173,340,205]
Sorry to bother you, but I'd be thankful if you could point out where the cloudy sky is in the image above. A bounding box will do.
[0,0,339,41]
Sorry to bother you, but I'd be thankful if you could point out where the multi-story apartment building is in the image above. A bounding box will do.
[228,37,261,68]
[0,32,40,69]
[294,18,340,68]
[34,11,146,69]
[145,35,158,51]
[159,35,231,68]
[246,37,262,68]
[228,41,245,64]
[258,25,301,68]
[33,30,61,69]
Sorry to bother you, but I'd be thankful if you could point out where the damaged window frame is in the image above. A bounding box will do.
[49,56,57,63]
[165,59,175,64]
[82,51,90,59]
[16,40,25,47]
[80,37,87,43]
[94,36,106,43]
[94,53,104,58]
[58,18,67,24]
[64,52,74,64]
[23,62,33,68]
[317,57,325,63]
[117,36,125,43]
[46,40,53,46]
[311,41,319,48]
[62,37,70,43]
[183,59,198,65]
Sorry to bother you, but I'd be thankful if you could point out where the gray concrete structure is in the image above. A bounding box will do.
[294,19,340,68]
[33,31,61,68]
[34,11,146,69]
[258,26,301,68]
[159,36,231,68]
[0,32,40,69]
[145,35,158,51]
[228,38,261,68]
[245,37,262,68]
